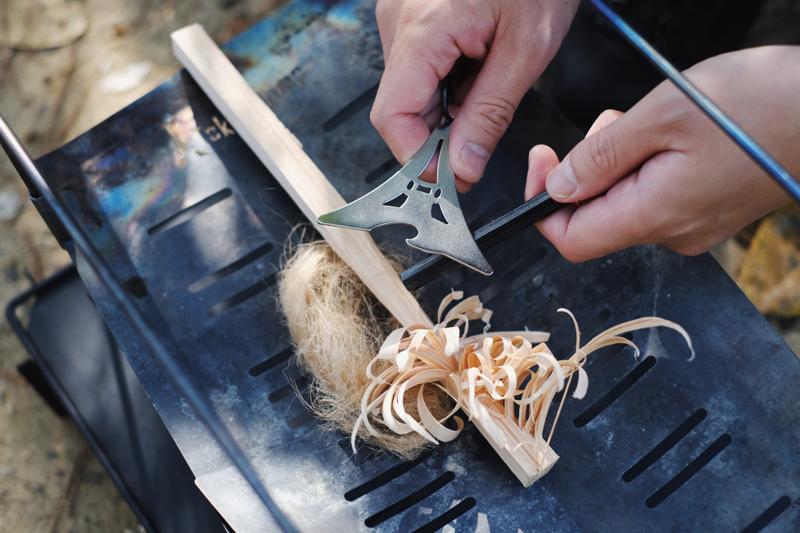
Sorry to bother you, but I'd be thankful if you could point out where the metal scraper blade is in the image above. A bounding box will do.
[318,124,492,275]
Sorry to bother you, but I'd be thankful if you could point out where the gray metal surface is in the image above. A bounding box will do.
[319,124,491,275]
[35,1,799,531]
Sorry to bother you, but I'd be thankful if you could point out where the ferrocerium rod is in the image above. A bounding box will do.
[402,191,560,289]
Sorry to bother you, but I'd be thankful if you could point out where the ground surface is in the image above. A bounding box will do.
[0,1,283,531]
[0,0,798,532]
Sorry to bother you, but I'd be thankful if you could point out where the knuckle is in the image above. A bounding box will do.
[376,0,405,32]
[597,108,621,124]
[397,7,417,28]
[399,0,434,27]
[648,82,693,138]
[470,95,517,139]
[369,104,385,132]
[513,27,544,54]
[585,133,619,175]
[471,16,496,41]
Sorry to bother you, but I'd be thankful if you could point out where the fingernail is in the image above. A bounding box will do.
[457,142,490,180]
[546,156,577,200]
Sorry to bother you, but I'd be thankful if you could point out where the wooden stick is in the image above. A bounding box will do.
[473,396,559,487]
[171,24,431,328]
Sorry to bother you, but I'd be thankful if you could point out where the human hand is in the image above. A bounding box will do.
[371,0,579,191]
[525,46,799,262]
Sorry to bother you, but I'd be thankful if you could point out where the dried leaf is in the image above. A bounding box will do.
[738,206,800,316]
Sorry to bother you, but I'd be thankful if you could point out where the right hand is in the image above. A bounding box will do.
[371,0,579,191]
[525,46,799,263]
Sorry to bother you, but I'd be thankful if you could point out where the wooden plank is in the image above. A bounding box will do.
[474,395,558,487]
[171,24,431,328]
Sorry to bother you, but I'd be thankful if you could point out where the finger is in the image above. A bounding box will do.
[525,144,560,200]
[538,172,650,262]
[372,7,491,167]
[456,179,472,193]
[371,28,461,164]
[528,110,619,199]
[527,144,573,245]
[545,107,664,203]
[586,109,623,137]
[448,104,474,193]
[448,28,551,185]
[375,0,402,56]
[526,114,624,248]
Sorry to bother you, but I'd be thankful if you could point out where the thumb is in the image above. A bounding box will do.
[546,108,662,202]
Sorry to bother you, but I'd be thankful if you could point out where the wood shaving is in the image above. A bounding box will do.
[354,290,693,482]
[278,241,693,480]
[277,240,450,458]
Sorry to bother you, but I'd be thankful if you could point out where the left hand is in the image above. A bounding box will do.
[525,46,799,263]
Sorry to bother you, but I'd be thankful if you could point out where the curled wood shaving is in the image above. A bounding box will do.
[278,239,450,457]
[353,291,693,460]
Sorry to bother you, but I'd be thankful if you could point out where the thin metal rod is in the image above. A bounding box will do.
[0,114,298,533]
[589,0,800,202]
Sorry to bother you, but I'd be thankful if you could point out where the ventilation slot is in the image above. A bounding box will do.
[287,410,316,429]
[623,408,707,482]
[189,242,273,293]
[208,274,275,316]
[322,84,378,131]
[268,375,309,403]
[125,276,148,298]
[148,188,232,236]
[574,355,656,428]
[364,471,456,528]
[741,495,792,533]
[412,497,477,533]
[366,158,400,184]
[345,451,432,501]
[248,347,293,377]
[645,433,732,508]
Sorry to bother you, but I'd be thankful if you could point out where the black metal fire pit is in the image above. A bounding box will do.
[3,1,799,531]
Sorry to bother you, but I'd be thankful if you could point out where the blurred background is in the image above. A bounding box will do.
[0,0,798,530]
[0,1,284,530]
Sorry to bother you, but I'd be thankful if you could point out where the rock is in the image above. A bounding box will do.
[0,188,23,222]
[0,0,88,50]
[98,61,153,94]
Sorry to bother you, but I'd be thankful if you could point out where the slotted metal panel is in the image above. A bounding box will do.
[35,1,799,531]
